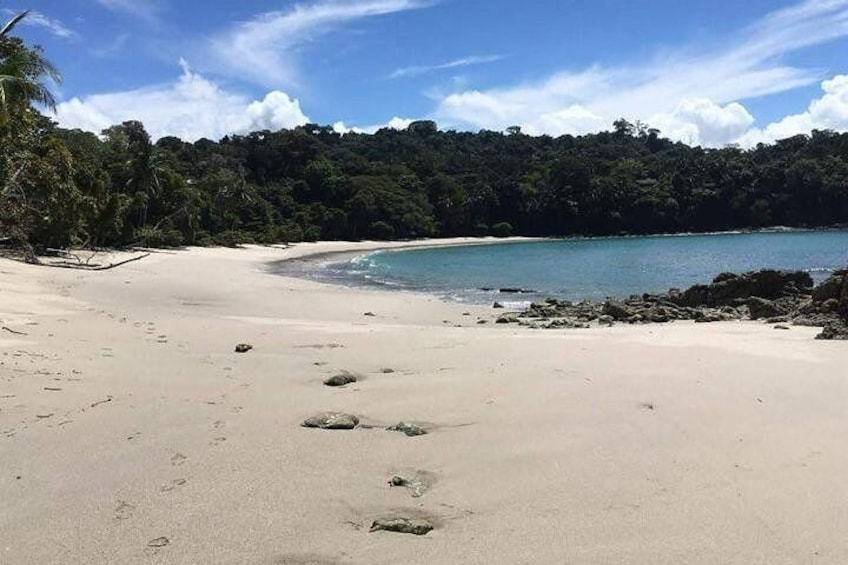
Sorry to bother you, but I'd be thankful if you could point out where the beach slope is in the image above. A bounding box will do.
[2,242,847,564]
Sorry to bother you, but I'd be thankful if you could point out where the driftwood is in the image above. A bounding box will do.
[41,253,151,271]
[1,326,27,336]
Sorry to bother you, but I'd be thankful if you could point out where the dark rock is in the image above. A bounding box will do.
[598,315,614,326]
[493,301,504,309]
[792,314,836,327]
[816,322,848,340]
[497,268,846,337]
[302,412,359,430]
[838,272,848,320]
[499,287,535,294]
[323,372,357,387]
[388,475,428,497]
[363,311,376,317]
[147,537,170,548]
[647,306,671,323]
[822,298,840,312]
[774,324,790,330]
[678,269,813,308]
[694,311,726,323]
[370,518,433,535]
[812,270,846,303]
[387,422,427,436]
[234,343,253,353]
[602,300,635,320]
[746,297,785,320]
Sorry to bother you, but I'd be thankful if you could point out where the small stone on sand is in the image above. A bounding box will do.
[387,421,427,436]
[147,536,169,547]
[302,412,359,430]
[323,372,357,387]
[370,517,433,535]
[234,343,253,353]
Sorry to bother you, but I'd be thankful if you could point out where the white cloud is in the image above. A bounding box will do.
[2,9,77,39]
[650,99,755,147]
[211,0,428,88]
[432,0,848,146]
[56,60,309,141]
[738,74,848,146]
[389,55,502,79]
[332,116,415,134]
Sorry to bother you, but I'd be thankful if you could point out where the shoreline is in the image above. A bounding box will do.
[266,235,546,266]
[2,244,848,564]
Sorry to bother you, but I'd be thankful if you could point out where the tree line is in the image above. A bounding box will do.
[3,14,848,257]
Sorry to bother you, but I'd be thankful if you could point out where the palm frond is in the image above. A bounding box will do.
[0,10,29,37]
[0,46,62,113]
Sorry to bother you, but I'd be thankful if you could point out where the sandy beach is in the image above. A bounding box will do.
[2,240,848,564]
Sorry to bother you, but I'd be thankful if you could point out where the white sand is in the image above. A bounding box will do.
[1,241,847,564]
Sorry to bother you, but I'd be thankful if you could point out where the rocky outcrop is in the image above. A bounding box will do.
[810,270,848,339]
[816,322,848,340]
[677,270,812,308]
[746,296,786,320]
[497,268,848,340]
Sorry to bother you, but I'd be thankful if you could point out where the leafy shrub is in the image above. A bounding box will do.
[369,221,395,240]
[491,221,514,237]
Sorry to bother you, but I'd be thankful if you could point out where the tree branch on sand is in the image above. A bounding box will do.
[37,252,151,271]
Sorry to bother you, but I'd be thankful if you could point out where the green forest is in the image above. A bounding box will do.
[3,13,848,259]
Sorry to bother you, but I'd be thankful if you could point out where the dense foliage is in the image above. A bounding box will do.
[7,118,848,250]
[3,19,848,252]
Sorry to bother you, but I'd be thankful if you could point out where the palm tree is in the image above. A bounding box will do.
[0,10,61,123]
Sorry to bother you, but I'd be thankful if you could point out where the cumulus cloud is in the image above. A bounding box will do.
[649,99,755,147]
[433,0,848,146]
[737,74,848,146]
[56,60,309,141]
[211,0,428,88]
[332,116,415,134]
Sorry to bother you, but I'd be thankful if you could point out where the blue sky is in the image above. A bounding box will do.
[7,0,848,146]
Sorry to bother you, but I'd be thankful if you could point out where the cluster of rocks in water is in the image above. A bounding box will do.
[496,268,848,340]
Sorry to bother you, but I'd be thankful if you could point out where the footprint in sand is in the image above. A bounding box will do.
[209,436,227,446]
[160,478,187,492]
[114,500,135,521]
[212,420,226,430]
[170,453,187,466]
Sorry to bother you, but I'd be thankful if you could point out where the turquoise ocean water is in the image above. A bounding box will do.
[276,231,848,304]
